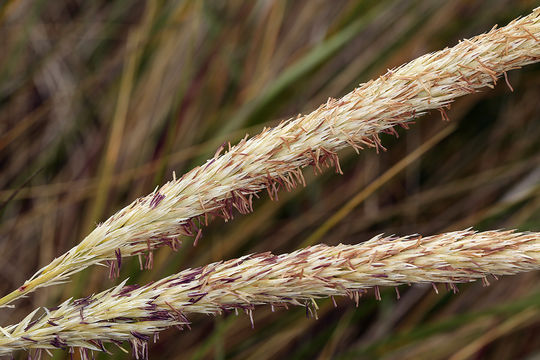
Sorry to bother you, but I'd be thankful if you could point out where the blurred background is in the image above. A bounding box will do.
[1,0,540,359]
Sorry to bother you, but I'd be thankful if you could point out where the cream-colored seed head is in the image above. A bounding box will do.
[1,230,539,357]
[1,8,539,309]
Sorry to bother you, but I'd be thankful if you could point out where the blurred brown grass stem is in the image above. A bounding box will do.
[303,123,457,246]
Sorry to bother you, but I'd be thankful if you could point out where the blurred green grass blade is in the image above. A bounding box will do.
[340,290,540,358]
[190,316,235,360]
[216,0,393,137]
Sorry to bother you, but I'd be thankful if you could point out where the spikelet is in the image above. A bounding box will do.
[1,229,539,357]
[1,7,539,307]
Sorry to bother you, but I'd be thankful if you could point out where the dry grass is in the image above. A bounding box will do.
[1,5,539,312]
[1,230,539,358]
[1,1,540,359]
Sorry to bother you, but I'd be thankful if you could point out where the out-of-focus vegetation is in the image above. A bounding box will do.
[1,0,539,359]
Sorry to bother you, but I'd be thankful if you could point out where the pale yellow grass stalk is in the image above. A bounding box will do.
[1,8,539,308]
[1,229,539,357]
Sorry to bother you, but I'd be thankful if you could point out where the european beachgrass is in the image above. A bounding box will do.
[1,6,540,359]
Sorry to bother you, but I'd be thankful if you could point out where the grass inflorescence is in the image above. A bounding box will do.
[1,5,539,312]
[1,230,539,358]
[1,2,540,359]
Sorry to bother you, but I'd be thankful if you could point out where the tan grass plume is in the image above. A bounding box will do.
[1,229,539,358]
[1,7,539,308]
